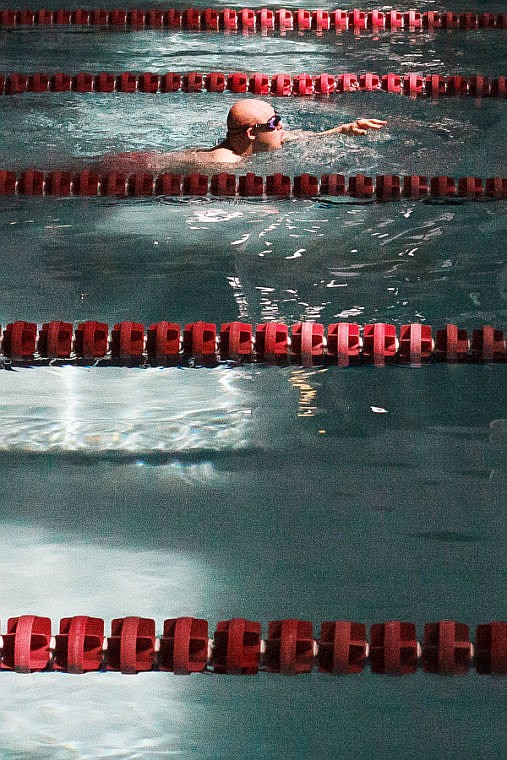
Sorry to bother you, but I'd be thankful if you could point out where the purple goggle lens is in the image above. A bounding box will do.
[251,112,282,131]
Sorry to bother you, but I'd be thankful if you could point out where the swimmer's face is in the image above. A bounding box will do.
[227,101,285,153]
[250,111,285,152]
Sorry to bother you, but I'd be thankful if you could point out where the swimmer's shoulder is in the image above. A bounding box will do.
[191,147,243,164]
[100,151,171,171]
[99,146,243,172]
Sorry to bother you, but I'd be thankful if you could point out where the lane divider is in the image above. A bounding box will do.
[1,171,506,200]
[1,320,505,366]
[0,8,505,33]
[1,616,505,675]
[1,71,505,97]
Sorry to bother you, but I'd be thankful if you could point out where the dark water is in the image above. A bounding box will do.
[0,2,506,758]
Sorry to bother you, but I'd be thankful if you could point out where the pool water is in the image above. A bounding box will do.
[0,1,506,758]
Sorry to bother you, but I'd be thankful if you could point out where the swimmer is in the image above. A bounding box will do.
[105,99,387,171]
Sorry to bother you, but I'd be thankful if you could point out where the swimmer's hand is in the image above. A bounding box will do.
[324,118,388,136]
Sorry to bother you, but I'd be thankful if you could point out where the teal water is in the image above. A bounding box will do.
[1,197,505,327]
[0,2,506,758]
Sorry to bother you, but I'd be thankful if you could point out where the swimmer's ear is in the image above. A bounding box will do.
[245,127,256,142]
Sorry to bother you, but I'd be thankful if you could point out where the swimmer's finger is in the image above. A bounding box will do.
[362,119,388,128]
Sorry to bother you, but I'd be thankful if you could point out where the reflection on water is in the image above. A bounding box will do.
[287,367,324,417]
[0,675,184,759]
[0,366,255,454]
[0,524,213,619]
[0,191,505,329]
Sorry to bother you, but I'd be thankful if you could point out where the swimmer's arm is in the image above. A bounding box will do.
[284,118,387,141]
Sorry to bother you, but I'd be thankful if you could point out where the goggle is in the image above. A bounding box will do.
[249,111,282,131]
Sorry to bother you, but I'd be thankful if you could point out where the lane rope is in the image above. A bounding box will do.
[1,616,505,675]
[1,171,506,200]
[2,10,504,687]
[1,320,505,366]
[0,8,506,33]
[1,71,505,98]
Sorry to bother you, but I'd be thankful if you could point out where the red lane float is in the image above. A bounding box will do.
[1,8,505,32]
[291,322,325,365]
[362,323,398,364]
[471,326,506,362]
[327,323,361,366]
[2,320,37,360]
[265,620,315,674]
[111,321,145,360]
[398,324,433,364]
[158,617,209,674]
[1,616,52,673]
[183,321,217,358]
[74,320,109,360]
[422,621,472,675]
[376,175,401,200]
[212,618,261,675]
[369,621,419,675]
[107,617,156,674]
[1,71,506,98]
[434,324,470,361]
[146,321,180,360]
[0,321,505,365]
[38,321,74,358]
[220,321,253,360]
[0,616,504,675]
[54,616,104,673]
[475,622,507,675]
[1,171,507,200]
[318,621,368,674]
[255,322,289,360]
